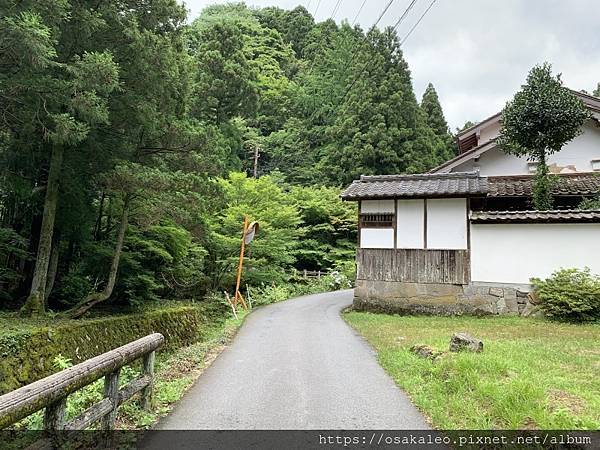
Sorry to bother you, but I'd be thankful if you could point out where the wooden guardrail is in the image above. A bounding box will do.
[0,333,164,439]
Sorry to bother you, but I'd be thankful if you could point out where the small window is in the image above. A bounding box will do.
[592,159,600,171]
[360,213,394,228]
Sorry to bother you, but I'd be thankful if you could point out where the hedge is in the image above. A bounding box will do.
[0,306,217,395]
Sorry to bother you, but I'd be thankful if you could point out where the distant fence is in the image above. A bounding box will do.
[0,333,164,446]
[291,269,331,279]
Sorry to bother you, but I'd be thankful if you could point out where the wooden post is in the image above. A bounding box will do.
[253,144,260,178]
[102,370,120,430]
[234,216,249,309]
[44,397,67,430]
[140,351,155,411]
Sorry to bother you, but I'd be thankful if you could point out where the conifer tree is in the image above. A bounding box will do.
[421,83,456,160]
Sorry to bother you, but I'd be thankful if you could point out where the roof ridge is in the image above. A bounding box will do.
[473,209,600,214]
[359,171,481,182]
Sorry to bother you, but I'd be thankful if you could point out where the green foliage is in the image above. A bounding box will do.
[1,1,454,314]
[346,313,600,429]
[579,195,600,210]
[247,275,350,307]
[593,83,600,98]
[498,63,591,210]
[207,172,301,288]
[0,228,29,289]
[0,305,223,394]
[421,82,456,159]
[532,268,600,322]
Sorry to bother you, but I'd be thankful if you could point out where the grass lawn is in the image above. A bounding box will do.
[344,312,600,430]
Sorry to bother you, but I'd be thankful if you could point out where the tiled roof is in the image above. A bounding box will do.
[471,209,600,223]
[488,173,600,197]
[340,172,487,200]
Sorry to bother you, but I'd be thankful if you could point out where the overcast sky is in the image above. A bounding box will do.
[180,0,600,130]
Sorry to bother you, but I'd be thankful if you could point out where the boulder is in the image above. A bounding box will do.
[410,344,441,360]
[449,332,483,353]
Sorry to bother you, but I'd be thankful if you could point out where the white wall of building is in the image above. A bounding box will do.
[426,199,467,249]
[453,122,600,176]
[471,223,600,284]
[360,199,395,213]
[396,199,424,248]
[360,228,395,248]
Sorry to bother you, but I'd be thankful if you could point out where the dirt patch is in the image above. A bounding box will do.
[547,389,586,415]
[521,417,539,430]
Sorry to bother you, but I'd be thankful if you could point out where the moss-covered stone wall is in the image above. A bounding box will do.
[0,306,212,395]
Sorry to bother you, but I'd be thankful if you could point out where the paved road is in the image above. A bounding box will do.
[152,289,429,430]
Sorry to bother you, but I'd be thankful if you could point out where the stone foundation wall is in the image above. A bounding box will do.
[354,279,542,316]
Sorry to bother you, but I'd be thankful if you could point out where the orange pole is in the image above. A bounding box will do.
[234,216,249,309]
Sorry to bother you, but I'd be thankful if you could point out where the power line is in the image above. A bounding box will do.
[351,0,368,25]
[338,0,420,108]
[330,0,343,20]
[313,0,322,17]
[306,0,312,10]
[400,0,437,45]
[390,0,419,30]
[306,0,399,123]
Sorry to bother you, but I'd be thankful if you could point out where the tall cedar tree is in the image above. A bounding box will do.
[421,83,456,160]
[498,63,591,210]
[323,27,445,185]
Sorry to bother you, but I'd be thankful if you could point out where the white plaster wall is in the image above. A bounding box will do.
[426,199,467,249]
[360,228,394,249]
[471,223,600,284]
[361,199,395,213]
[396,199,424,249]
[478,121,501,145]
[452,122,600,176]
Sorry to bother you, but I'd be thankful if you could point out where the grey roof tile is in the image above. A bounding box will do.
[488,173,600,197]
[471,209,600,223]
[341,171,487,200]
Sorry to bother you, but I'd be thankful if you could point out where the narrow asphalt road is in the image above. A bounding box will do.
[152,289,429,430]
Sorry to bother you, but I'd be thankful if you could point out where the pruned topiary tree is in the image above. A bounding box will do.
[498,63,591,210]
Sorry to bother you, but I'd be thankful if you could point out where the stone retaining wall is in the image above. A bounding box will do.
[353,279,543,316]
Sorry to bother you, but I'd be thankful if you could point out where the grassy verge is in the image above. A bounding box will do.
[344,312,600,429]
[116,310,247,429]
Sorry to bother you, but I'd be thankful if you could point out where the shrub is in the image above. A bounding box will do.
[532,268,600,322]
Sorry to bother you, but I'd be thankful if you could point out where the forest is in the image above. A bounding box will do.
[0,0,457,317]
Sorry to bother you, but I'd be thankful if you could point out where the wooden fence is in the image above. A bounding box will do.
[291,269,330,279]
[356,248,470,285]
[0,333,164,446]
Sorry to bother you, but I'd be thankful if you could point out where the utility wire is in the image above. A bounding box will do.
[330,0,343,20]
[313,0,322,17]
[338,0,420,108]
[307,0,399,123]
[400,0,437,45]
[351,0,368,25]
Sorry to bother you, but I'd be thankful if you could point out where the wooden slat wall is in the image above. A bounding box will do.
[356,248,470,285]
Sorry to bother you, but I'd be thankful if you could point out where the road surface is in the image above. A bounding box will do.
[152,289,429,429]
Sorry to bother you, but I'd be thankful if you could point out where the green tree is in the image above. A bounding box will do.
[593,83,600,97]
[421,83,456,159]
[206,172,301,289]
[322,26,444,184]
[498,63,591,210]
[288,186,356,271]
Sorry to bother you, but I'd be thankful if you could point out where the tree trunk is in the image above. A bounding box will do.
[94,191,106,241]
[68,194,130,319]
[44,231,61,309]
[104,196,113,240]
[532,150,553,210]
[20,145,64,316]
